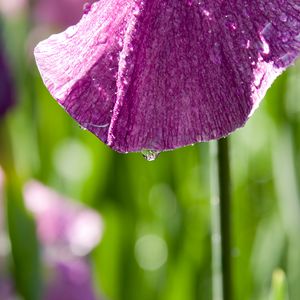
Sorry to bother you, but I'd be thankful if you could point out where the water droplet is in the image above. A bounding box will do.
[281,33,289,43]
[65,26,78,38]
[202,9,210,17]
[108,54,114,61]
[277,52,294,67]
[133,6,141,16]
[261,22,273,39]
[246,40,250,49]
[97,35,108,45]
[83,2,92,14]
[118,38,123,47]
[129,45,134,52]
[231,23,237,30]
[279,13,287,22]
[224,14,237,31]
[209,42,222,64]
[259,35,270,54]
[86,123,109,128]
[141,150,160,161]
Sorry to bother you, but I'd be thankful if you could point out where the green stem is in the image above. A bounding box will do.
[218,138,232,300]
[210,138,232,300]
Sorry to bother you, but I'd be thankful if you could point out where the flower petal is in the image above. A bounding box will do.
[35,0,131,144]
[35,0,300,152]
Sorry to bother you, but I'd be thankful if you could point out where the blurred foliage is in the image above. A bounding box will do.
[1,5,300,300]
[268,269,289,300]
[6,178,42,300]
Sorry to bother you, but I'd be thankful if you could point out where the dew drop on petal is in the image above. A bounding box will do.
[278,52,294,67]
[281,33,289,43]
[209,42,222,64]
[83,2,92,14]
[133,6,141,16]
[97,35,108,45]
[260,35,270,54]
[141,150,160,161]
[261,22,273,39]
[246,40,251,49]
[65,25,78,38]
[279,13,287,22]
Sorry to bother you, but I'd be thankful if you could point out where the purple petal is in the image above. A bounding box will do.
[34,1,300,153]
[45,259,99,300]
[0,279,16,300]
[24,181,103,256]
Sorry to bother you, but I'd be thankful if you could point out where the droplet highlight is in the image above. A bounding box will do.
[141,150,160,161]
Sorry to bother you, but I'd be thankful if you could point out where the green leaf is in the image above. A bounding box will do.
[269,269,289,300]
[5,178,42,300]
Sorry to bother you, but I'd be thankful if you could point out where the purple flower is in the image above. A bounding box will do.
[0,39,14,118]
[0,279,16,300]
[44,258,98,300]
[23,181,103,299]
[24,181,103,257]
[0,0,26,18]
[34,0,98,29]
[34,1,300,153]
[0,177,103,299]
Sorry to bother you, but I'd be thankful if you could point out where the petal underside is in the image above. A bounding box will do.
[35,0,300,153]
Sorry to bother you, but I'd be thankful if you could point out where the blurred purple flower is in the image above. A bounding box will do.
[34,0,98,29]
[0,177,103,299]
[0,0,97,28]
[24,181,104,299]
[0,279,16,300]
[45,258,97,300]
[35,1,300,153]
[0,39,14,118]
[24,180,103,257]
[0,0,26,18]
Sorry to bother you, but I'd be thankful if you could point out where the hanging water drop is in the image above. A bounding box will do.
[141,150,160,161]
